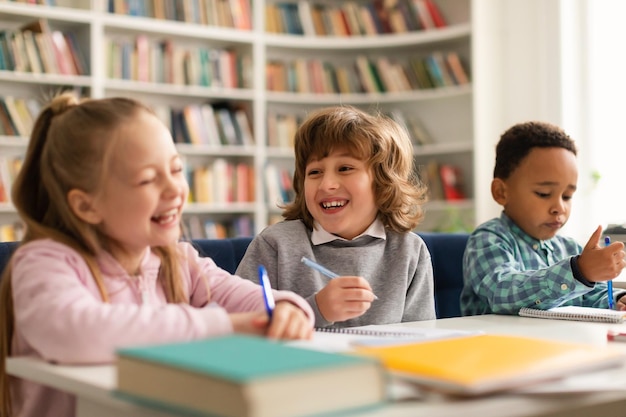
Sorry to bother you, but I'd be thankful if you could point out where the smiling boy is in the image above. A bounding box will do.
[461,121,626,315]
[235,106,436,328]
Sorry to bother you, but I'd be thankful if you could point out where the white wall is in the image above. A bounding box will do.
[472,0,593,242]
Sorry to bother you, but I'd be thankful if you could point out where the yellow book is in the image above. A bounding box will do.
[355,334,626,395]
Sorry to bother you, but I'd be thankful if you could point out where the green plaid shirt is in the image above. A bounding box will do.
[461,213,610,316]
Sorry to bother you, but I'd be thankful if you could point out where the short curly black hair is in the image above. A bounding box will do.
[493,121,577,179]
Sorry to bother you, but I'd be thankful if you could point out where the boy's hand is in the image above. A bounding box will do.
[578,226,626,282]
[315,276,376,323]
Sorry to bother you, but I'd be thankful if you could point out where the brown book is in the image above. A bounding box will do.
[34,32,58,74]
[424,160,444,200]
[342,2,363,35]
[20,19,53,74]
[310,5,327,35]
[0,99,16,136]
[446,52,470,85]
[20,31,43,74]
[3,96,27,137]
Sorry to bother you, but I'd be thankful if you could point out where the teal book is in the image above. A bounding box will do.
[116,335,386,417]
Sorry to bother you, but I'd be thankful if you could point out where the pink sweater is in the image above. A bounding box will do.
[9,239,314,417]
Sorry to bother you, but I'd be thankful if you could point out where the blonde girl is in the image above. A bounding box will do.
[0,93,313,417]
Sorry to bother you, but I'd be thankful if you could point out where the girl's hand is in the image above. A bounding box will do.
[229,303,313,340]
[315,276,376,323]
[264,301,314,340]
[229,311,268,336]
[616,295,626,311]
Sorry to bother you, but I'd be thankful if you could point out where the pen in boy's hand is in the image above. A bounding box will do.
[300,256,378,300]
[606,236,614,310]
[259,265,275,318]
[300,256,339,279]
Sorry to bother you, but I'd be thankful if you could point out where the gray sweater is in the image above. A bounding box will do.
[235,220,436,328]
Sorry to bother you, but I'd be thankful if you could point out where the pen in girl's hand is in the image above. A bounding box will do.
[300,256,378,300]
[259,265,275,318]
[606,236,614,310]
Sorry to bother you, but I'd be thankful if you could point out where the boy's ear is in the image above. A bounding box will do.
[491,178,507,205]
[67,189,102,224]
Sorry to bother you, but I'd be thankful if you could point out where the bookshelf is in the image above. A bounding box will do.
[0,0,475,240]
[263,0,475,232]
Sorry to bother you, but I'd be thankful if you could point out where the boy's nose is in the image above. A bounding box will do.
[550,199,566,214]
[319,173,339,190]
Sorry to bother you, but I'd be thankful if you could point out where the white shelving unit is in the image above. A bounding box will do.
[262,0,474,232]
[0,0,476,239]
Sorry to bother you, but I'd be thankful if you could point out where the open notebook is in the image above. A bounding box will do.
[519,306,626,323]
[290,325,481,353]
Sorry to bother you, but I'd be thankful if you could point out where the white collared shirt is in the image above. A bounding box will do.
[311,218,386,245]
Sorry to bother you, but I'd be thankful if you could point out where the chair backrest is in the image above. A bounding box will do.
[0,233,468,319]
[0,239,254,278]
[192,237,253,274]
[417,232,469,319]
[0,241,18,276]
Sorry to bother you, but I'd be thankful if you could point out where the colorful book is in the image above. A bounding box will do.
[439,164,465,200]
[355,334,626,395]
[116,335,385,417]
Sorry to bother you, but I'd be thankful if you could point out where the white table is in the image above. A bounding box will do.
[8,314,626,417]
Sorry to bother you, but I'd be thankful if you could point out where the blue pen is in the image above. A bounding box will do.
[300,256,378,300]
[606,236,614,310]
[300,256,339,279]
[259,265,275,318]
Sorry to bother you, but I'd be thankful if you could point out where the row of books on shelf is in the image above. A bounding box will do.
[0,19,88,76]
[0,156,23,204]
[264,164,294,208]
[184,215,254,239]
[8,0,56,6]
[421,160,466,201]
[0,96,41,138]
[108,0,252,30]
[386,109,434,146]
[266,51,469,95]
[267,108,433,150]
[266,111,299,149]
[1,156,256,207]
[266,0,446,36]
[154,102,254,147]
[186,159,255,204]
[0,216,253,242]
[106,36,250,89]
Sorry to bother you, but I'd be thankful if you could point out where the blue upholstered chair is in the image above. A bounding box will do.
[0,241,18,276]
[0,232,469,318]
[417,232,469,319]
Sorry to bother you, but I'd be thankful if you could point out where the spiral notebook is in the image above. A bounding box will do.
[303,325,482,352]
[315,326,445,338]
[519,306,626,323]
